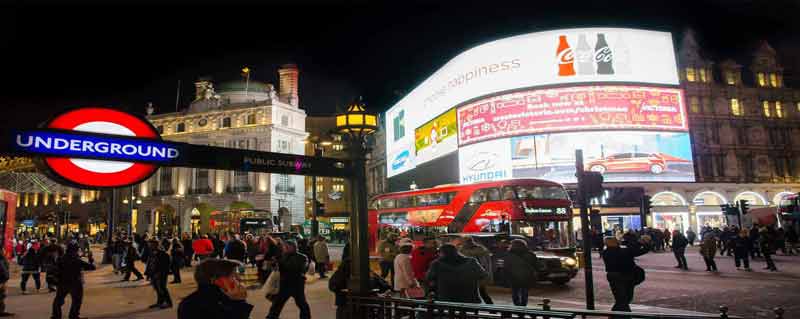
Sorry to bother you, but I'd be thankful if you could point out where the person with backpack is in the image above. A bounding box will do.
[671,230,689,270]
[502,239,538,306]
[50,243,95,319]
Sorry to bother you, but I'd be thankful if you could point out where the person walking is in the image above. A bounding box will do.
[145,239,172,309]
[459,236,494,304]
[760,227,778,271]
[20,247,42,294]
[377,235,398,286]
[393,244,418,297]
[410,237,438,295]
[0,248,12,317]
[181,233,194,267]
[686,228,697,247]
[426,244,488,303]
[313,236,330,279]
[224,234,247,264]
[601,235,650,314]
[51,243,95,319]
[192,235,214,261]
[671,230,689,270]
[122,241,144,282]
[265,240,311,319]
[212,234,225,259]
[749,225,762,258]
[41,239,64,293]
[503,239,538,306]
[699,233,718,272]
[732,229,752,271]
[177,259,253,319]
[246,235,260,266]
[786,227,798,255]
[169,238,185,284]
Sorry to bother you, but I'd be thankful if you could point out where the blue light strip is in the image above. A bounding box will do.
[12,129,179,163]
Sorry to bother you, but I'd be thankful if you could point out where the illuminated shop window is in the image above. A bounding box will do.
[730,98,742,116]
[763,101,771,117]
[689,97,700,113]
[685,68,696,82]
[757,73,767,87]
[699,68,708,82]
[776,101,784,118]
[770,73,779,87]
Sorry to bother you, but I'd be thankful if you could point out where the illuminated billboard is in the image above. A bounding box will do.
[414,108,458,164]
[458,85,687,145]
[386,28,679,178]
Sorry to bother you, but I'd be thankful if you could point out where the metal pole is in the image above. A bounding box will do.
[108,189,116,240]
[348,136,370,295]
[575,149,595,310]
[128,186,134,235]
[311,146,322,238]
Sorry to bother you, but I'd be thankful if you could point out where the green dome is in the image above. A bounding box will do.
[217,80,272,93]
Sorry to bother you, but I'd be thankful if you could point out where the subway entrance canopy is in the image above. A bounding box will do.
[1,107,353,189]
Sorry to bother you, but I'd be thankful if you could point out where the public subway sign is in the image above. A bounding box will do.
[2,107,353,189]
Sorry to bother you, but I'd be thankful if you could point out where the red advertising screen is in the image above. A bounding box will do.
[457,85,687,146]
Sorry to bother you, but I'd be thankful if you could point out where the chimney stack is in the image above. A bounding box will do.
[278,64,299,107]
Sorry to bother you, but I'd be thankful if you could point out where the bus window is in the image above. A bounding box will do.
[486,188,501,201]
[502,186,516,200]
[516,185,568,200]
[396,196,413,208]
[469,189,487,204]
[416,192,457,207]
[379,198,396,209]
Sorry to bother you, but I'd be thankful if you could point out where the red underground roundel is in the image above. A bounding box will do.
[43,107,160,188]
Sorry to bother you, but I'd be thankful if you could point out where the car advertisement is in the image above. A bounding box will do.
[386,28,679,178]
[414,108,458,165]
[458,85,687,146]
[509,130,694,183]
[458,138,513,184]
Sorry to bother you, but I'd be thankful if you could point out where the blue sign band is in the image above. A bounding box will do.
[12,129,179,163]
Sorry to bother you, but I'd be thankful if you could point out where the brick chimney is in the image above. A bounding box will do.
[278,64,299,107]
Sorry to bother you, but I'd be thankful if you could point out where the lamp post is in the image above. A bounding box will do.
[336,99,378,295]
[174,194,185,235]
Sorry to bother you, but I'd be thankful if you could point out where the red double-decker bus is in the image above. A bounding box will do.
[368,179,574,253]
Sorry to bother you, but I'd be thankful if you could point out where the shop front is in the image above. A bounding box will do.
[652,211,690,233]
[571,207,641,234]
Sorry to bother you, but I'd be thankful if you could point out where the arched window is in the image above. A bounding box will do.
[772,192,795,206]
[733,191,766,206]
[692,191,727,205]
[651,191,687,206]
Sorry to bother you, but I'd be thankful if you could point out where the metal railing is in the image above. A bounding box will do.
[347,295,784,319]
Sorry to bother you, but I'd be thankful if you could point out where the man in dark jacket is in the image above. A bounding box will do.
[502,239,539,306]
[122,241,144,281]
[145,240,172,309]
[212,234,225,259]
[51,243,95,319]
[224,235,247,263]
[602,235,650,314]
[671,230,689,270]
[426,244,488,303]
[0,248,13,317]
[266,240,311,319]
[41,239,64,293]
[178,259,253,319]
[181,233,194,267]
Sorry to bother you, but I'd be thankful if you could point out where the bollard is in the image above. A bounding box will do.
[774,307,784,319]
[719,306,729,319]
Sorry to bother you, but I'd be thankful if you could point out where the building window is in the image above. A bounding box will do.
[757,72,767,87]
[730,98,742,116]
[699,68,708,82]
[176,122,185,133]
[281,115,289,126]
[316,183,324,193]
[685,67,696,82]
[234,171,249,188]
[702,97,713,114]
[689,97,700,113]
[797,102,800,113]
[763,101,771,118]
[776,101,784,118]
[769,73,778,87]
[278,140,289,152]
[724,70,737,85]
[159,168,173,193]
[156,125,164,134]
[332,144,343,151]
[332,178,345,193]
[276,174,294,193]
[222,117,232,128]
[246,114,256,125]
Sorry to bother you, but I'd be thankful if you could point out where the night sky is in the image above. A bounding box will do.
[2,1,799,128]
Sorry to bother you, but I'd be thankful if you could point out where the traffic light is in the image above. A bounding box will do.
[581,171,604,199]
[641,195,652,215]
[739,199,750,215]
[720,204,738,215]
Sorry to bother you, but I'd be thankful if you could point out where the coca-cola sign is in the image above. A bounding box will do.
[458,85,687,146]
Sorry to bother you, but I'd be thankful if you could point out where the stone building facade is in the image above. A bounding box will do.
[135,64,308,235]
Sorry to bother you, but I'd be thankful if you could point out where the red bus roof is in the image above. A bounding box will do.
[372,178,566,199]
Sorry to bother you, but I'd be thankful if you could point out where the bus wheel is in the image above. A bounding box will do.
[552,278,570,285]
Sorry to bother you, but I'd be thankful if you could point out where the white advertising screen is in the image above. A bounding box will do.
[387,28,680,177]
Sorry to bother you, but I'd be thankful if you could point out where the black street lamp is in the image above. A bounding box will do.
[335,100,377,295]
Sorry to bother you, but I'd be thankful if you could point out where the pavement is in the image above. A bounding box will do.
[0,245,796,318]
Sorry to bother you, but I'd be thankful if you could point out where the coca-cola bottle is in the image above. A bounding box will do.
[595,33,614,75]
[576,33,594,75]
[614,33,631,74]
[557,35,576,76]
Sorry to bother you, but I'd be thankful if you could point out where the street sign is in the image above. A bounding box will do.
[2,107,355,189]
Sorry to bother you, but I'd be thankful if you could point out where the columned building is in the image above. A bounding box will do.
[135,64,308,235]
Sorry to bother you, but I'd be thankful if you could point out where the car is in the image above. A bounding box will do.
[438,232,579,285]
[585,152,667,175]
